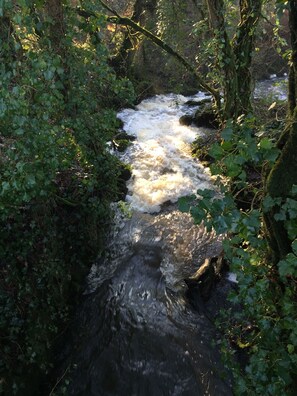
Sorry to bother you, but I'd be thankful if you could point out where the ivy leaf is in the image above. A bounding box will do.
[190,206,205,223]
[287,344,294,354]
[262,196,276,212]
[209,143,224,159]
[274,211,286,221]
[221,126,233,141]
[221,140,233,150]
[265,147,280,163]
[259,137,273,150]
[278,253,297,278]
[197,188,216,199]
[286,198,297,218]
[287,220,297,240]
[26,175,36,187]
[178,195,195,213]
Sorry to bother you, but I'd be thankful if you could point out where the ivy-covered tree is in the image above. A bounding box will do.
[205,0,262,118]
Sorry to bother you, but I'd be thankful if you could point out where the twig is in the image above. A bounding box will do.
[49,364,71,396]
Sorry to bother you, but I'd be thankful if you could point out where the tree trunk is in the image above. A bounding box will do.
[264,0,297,263]
[232,0,262,116]
[0,9,21,67]
[206,0,261,120]
[288,0,297,114]
[111,0,158,75]
[45,0,65,50]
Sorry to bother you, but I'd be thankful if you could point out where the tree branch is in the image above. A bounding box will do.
[77,3,221,111]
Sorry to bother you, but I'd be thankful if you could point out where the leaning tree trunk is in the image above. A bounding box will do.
[264,0,297,263]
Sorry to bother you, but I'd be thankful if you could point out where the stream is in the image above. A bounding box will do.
[56,92,234,395]
[54,76,288,395]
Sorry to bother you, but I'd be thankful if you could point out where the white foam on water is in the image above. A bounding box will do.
[117,93,212,212]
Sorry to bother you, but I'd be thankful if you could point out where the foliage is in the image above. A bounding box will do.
[0,1,134,394]
[179,118,297,395]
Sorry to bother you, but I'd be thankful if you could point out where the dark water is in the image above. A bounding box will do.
[55,209,232,395]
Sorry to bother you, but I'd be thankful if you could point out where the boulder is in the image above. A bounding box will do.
[179,114,193,126]
[185,98,212,107]
[193,105,220,129]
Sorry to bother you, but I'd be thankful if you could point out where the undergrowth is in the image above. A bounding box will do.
[0,2,135,394]
[179,115,297,395]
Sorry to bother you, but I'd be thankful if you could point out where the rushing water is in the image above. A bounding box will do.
[117,93,212,213]
[254,75,288,100]
[57,93,232,395]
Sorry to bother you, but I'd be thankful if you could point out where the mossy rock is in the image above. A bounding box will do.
[185,98,212,107]
[191,134,218,165]
[179,114,193,126]
[113,131,136,152]
[114,139,132,152]
[115,131,136,141]
[117,163,132,200]
[193,105,220,129]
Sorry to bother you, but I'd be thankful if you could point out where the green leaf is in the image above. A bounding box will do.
[209,143,224,159]
[278,253,297,278]
[274,211,286,221]
[287,344,294,354]
[259,137,273,150]
[44,69,55,81]
[262,196,282,212]
[287,220,297,240]
[197,188,216,199]
[221,126,233,141]
[26,175,36,187]
[190,206,205,223]
[178,195,195,213]
[221,140,233,151]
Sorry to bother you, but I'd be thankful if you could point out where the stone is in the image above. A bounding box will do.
[179,114,193,126]
[193,105,220,129]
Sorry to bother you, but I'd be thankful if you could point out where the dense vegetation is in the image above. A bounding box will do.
[0,0,296,395]
[0,1,134,394]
